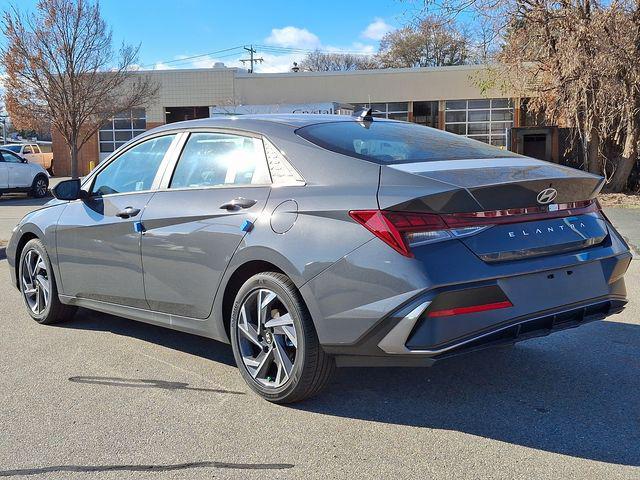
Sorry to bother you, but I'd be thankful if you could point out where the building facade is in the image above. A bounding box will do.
[53,64,532,176]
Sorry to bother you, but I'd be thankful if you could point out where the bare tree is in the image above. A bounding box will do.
[298,49,379,72]
[377,16,474,68]
[1,0,158,178]
[412,0,640,192]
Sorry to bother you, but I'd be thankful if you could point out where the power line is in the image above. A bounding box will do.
[255,44,374,56]
[141,45,244,69]
[145,43,374,72]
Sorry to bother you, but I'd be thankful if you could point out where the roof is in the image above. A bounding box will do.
[150,113,395,132]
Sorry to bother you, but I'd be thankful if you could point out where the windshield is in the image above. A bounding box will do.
[296,121,520,164]
[3,145,22,153]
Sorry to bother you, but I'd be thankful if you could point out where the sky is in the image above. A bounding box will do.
[1,0,416,72]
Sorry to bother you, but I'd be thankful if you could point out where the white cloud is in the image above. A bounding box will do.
[257,51,307,73]
[151,25,378,73]
[265,26,320,49]
[153,61,175,70]
[361,18,394,41]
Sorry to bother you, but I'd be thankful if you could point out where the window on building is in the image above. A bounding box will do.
[99,109,147,154]
[412,101,439,128]
[444,99,513,147]
[165,106,210,124]
[351,102,409,121]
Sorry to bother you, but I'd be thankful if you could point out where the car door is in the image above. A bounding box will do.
[0,153,9,189]
[140,131,272,318]
[56,133,180,308]
[2,150,33,187]
[21,145,37,166]
[30,145,43,166]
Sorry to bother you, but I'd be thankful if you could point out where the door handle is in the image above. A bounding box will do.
[116,206,141,219]
[219,197,257,211]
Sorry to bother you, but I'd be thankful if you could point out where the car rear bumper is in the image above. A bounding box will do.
[329,297,626,367]
[303,221,632,364]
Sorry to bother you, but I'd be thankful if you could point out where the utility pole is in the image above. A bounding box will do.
[0,115,7,145]
[240,45,263,73]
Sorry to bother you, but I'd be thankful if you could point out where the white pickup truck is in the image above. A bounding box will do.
[3,143,54,175]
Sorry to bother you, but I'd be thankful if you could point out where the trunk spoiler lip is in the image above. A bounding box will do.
[385,156,602,179]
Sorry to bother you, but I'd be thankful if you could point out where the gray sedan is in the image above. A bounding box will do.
[6,112,631,403]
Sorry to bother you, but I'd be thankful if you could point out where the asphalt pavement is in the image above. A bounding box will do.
[0,195,638,479]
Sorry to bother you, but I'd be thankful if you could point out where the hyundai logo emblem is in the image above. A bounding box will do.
[537,188,558,205]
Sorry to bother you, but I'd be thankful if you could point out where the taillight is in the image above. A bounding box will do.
[349,210,485,257]
[349,200,598,258]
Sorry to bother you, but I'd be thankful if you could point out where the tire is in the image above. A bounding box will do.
[230,272,335,403]
[18,238,77,325]
[47,165,55,177]
[30,175,49,198]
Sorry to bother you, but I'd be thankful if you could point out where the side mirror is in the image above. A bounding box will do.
[51,178,87,201]
[21,157,27,163]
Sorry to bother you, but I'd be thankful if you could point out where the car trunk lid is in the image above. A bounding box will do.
[377,157,608,262]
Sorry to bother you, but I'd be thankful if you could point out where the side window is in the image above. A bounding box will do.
[170,133,271,189]
[1,151,24,163]
[91,134,176,196]
[23,146,34,154]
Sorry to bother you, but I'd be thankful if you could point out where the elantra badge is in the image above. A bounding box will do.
[537,188,558,205]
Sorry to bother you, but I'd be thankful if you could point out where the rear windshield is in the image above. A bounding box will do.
[3,145,21,153]
[296,121,520,164]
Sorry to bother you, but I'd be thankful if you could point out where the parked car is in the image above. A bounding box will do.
[0,148,50,198]
[6,113,631,403]
[3,143,54,175]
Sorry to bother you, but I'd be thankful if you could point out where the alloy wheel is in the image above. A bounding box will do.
[236,288,298,388]
[35,178,48,197]
[21,249,50,314]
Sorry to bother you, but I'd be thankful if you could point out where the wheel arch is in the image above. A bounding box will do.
[213,247,311,343]
[12,229,42,286]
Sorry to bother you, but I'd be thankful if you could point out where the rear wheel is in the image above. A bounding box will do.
[230,272,335,403]
[30,175,48,198]
[18,238,76,324]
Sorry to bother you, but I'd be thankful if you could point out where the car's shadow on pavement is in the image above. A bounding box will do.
[58,308,639,466]
[297,319,640,467]
[58,308,236,367]
[0,195,51,206]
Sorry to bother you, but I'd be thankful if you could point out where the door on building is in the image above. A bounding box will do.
[513,127,554,162]
[165,106,210,123]
[140,131,271,319]
[56,134,179,308]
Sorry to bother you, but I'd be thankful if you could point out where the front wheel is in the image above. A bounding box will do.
[18,238,77,324]
[230,272,335,403]
[30,175,49,198]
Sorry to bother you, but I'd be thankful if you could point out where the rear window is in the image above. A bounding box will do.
[296,121,519,164]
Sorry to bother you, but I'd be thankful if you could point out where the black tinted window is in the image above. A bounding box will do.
[0,151,24,163]
[296,121,519,164]
[92,135,176,195]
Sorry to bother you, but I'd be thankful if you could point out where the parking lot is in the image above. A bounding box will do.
[0,194,638,479]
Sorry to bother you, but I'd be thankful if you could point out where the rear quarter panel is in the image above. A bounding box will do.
[208,127,382,341]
